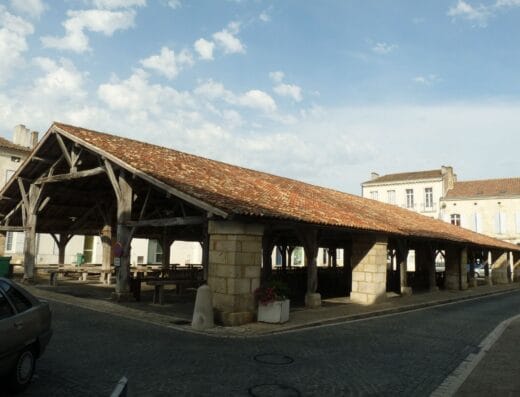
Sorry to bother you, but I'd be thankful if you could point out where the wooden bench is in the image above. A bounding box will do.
[47,268,113,286]
[146,279,203,304]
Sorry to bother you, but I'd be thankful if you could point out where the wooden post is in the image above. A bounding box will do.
[278,245,288,272]
[397,240,411,295]
[287,246,294,269]
[262,232,275,282]
[101,225,112,283]
[51,233,71,265]
[19,179,42,282]
[115,170,133,298]
[343,241,352,295]
[330,247,337,268]
[0,232,5,257]
[160,235,174,269]
[299,228,320,308]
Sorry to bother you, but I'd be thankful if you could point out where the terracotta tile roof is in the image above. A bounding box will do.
[0,136,31,153]
[52,122,518,251]
[445,178,520,199]
[364,169,442,184]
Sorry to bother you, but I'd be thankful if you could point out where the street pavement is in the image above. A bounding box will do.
[9,289,520,396]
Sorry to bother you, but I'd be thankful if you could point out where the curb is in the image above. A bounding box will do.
[27,283,520,338]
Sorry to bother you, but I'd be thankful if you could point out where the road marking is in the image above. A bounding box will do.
[430,312,520,397]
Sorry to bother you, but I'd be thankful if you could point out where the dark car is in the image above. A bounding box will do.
[0,278,52,393]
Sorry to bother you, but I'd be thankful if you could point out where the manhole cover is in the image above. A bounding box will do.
[248,384,301,397]
[253,353,294,365]
[170,319,190,325]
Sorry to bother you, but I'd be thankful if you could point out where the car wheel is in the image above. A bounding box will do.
[9,348,36,392]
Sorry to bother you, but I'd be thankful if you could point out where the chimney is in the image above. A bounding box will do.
[31,131,39,148]
[371,172,380,181]
[441,165,455,194]
[13,124,33,148]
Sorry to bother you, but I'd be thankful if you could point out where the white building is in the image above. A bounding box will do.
[361,166,456,219]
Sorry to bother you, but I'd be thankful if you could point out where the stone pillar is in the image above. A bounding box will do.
[207,220,263,326]
[445,246,468,290]
[491,251,509,284]
[100,225,112,283]
[513,252,520,282]
[397,243,412,295]
[415,243,437,292]
[350,234,388,305]
[343,242,352,295]
[0,232,5,257]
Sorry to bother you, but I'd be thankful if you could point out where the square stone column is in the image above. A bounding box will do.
[207,220,263,326]
[445,246,468,290]
[491,251,509,284]
[350,234,388,305]
[415,243,437,291]
[513,252,520,282]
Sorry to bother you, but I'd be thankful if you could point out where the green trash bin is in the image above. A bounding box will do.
[0,256,12,278]
[75,253,85,267]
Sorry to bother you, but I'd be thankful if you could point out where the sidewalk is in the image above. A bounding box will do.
[455,316,520,396]
[23,280,520,337]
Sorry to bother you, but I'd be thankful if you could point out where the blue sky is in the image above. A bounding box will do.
[1,0,520,194]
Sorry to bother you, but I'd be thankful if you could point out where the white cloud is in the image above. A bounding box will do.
[447,0,520,26]
[413,74,441,86]
[238,90,276,113]
[212,21,245,54]
[273,83,303,102]
[0,6,34,84]
[372,42,398,55]
[140,46,193,79]
[259,11,270,22]
[194,38,214,60]
[10,0,47,18]
[447,0,490,26]
[194,79,234,102]
[32,57,87,99]
[92,0,146,9]
[41,9,136,52]
[98,69,194,113]
[166,0,181,9]
[269,71,284,83]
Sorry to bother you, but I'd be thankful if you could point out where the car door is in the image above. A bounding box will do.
[0,287,18,371]
[0,281,37,356]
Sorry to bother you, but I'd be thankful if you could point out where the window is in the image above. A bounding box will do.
[0,291,14,319]
[406,189,414,208]
[495,212,507,234]
[0,281,32,313]
[451,214,461,226]
[370,191,378,200]
[424,188,433,209]
[387,190,396,205]
[83,236,94,263]
[10,156,20,163]
[5,232,13,252]
[155,242,163,263]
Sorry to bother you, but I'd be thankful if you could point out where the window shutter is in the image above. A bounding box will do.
[475,213,482,233]
[495,213,501,234]
[500,212,507,234]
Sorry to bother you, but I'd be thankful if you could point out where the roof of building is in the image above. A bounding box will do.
[445,178,520,199]
[0,136,31,153]
[363,169,442,185]
[46,122,518,252]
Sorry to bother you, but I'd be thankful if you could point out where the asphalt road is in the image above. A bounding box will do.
[12,290,520,397]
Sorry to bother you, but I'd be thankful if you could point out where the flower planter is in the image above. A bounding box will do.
[257,299,290,323]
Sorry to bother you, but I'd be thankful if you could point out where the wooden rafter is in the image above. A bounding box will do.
[55,133,73,168]
[122,215,204,228]
[34,166,106,185]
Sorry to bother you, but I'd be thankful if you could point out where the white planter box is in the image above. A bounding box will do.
[257,299,290,323]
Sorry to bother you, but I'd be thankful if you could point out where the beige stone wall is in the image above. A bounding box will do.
[350,234,388,305]
[445,246,468,290]
[491,251,509,284]
[207,221,263,326]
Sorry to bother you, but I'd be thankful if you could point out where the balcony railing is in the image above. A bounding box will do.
[400,203,437,213]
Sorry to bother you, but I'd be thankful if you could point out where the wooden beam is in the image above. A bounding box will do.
[16,178,29,217]
[34,166,106,184]
[123,216,204,228]
[3,200,23,223]
[0,225,27,232]
[0,195,16,201]
[55,133,73,168]
[31,156,53,165]
[104,159,121,202]
[37,196,51,213]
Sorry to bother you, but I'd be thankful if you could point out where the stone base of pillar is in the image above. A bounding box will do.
[400,286,412,296]
[469,278,478,288]
[429,286,439,292]
[21,277,36,285]
[111,292,135,302]
[215,310,254,326]
[485,276,492,286]
[305,293,321,308]
[350,291,386,305]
